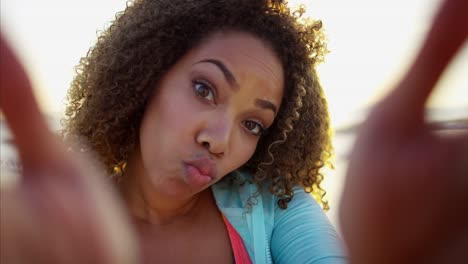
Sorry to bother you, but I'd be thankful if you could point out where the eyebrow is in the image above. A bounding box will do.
[255,98,277,114]
[194,59,239,89]
[195,59,277,114]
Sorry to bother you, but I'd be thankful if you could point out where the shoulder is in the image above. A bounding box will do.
[212,170,329,219]
[273,185,324,222]
[269,187,348,263]
[213,171,347,263]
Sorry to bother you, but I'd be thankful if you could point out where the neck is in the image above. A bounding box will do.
[119,154,206,226]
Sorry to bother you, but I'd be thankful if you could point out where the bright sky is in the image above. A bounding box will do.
[1,0,467,128]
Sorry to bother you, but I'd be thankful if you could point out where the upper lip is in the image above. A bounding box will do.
[185,158,217,179]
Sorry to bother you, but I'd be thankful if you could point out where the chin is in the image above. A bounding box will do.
[160,177,205,199]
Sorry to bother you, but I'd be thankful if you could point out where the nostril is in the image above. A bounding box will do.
[202,141,210,149]
[202,141,224,157]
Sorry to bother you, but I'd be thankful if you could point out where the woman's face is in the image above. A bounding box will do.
[137,31,284,198]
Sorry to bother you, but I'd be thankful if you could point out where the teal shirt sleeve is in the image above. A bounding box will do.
[270,187,348,263]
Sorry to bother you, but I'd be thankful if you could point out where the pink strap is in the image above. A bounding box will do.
[222,215,252,264]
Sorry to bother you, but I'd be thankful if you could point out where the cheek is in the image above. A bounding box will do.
[225,136,259,173]
[148,86,197,137]
[139,93,193,151]
[160,103,194,132]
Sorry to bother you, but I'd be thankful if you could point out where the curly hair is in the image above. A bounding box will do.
[62,0,332,210]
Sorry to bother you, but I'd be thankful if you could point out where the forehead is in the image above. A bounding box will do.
[181,31,284,105]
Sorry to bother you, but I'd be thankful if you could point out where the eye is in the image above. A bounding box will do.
[243,120,265,136]
[193,80,215,102]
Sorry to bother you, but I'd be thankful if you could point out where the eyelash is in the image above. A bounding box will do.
[192,79,216,103]
[243,120,265,137]
[192,78,265,137]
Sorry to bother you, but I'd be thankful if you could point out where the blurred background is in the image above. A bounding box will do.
[1,0,467,228]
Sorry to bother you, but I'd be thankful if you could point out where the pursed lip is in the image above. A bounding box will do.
[184,158,217,180]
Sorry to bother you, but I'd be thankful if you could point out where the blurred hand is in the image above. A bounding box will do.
[0,36,138,263]
[339,0,468,263]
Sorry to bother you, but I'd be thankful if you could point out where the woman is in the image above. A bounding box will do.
[3,0,346,263]
[61,0,344,263]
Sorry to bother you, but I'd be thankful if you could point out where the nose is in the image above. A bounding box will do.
[195,115,233,157]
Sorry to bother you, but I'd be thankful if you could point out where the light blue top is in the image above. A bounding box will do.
[211,170,348,264]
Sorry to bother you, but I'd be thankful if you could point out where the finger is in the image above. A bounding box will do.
[0,35,65,172]
[377,0,468,127]
[447,132,468,200]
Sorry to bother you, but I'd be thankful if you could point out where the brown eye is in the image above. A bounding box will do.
[194,81,214,101]
[243,120,264,136]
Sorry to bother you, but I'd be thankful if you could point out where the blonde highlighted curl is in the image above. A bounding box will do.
[63,0,332,210]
